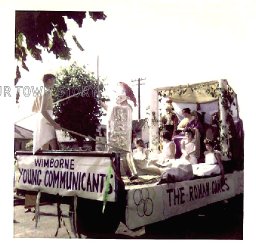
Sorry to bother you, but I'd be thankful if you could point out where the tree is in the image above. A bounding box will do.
[15,11,106,84]
[52,62,106,147]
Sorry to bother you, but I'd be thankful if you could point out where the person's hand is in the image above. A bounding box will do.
[53,122,61,130]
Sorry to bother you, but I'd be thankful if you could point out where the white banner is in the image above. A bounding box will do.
[125,171,243,229]
[16,155,116,202]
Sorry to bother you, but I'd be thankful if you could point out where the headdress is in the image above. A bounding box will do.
[117,82,137,107]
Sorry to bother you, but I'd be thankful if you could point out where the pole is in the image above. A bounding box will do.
[131,78,146,120]
[138,78,141,120]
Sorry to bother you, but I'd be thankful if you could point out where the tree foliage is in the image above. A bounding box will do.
[15,11,106,84]
[52,62,106,146]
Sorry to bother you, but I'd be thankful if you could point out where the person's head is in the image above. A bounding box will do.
[204,139,214,151]
[182,108,191,118]
[135,139,145,148]
[184,128,195,140]
[43,74,56,88]
[116,82,137,107]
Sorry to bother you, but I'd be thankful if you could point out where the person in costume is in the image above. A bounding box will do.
[32,74,61,154]
[177,108,196,131]
[133,138,164,175]
[157,129,197,183]
[192,139,224,179]
[100,82,138,180]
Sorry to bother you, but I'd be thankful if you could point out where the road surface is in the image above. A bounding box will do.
[13,194,243,239]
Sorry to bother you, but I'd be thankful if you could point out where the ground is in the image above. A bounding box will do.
[13,194,243,239]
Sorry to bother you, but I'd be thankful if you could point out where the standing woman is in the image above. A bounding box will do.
[25,74,61,212]
[32,74,61,154]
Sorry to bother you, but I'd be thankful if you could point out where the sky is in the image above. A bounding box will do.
[13,0,256,127]
[1,0,256,245]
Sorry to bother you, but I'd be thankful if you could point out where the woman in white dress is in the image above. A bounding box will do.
[159,129,196,182]
[32,74,61,154]
[179,128,198,165]
[147,130,176,168]
[192,139,224,178]
[133,139,163,175]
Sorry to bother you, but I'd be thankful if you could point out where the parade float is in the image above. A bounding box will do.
[15,79,244,237]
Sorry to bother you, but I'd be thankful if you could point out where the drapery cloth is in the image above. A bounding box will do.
[32,88,56,154]
[33,110,56,154]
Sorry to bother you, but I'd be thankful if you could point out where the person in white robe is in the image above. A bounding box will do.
[32,74,61,154]
[159,129,197,182]
[133,139,163,175]
[192,139,225,178]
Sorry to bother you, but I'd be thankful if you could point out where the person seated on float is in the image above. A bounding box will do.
[158,130,176,165]
[132,139,163,175]
[174,109,203,159]
[147,130,176,168]
[161,128,198,168]
[180,128,198,165]
[177,108,196,131]
[192,139,224,181]
[158,129,197,183]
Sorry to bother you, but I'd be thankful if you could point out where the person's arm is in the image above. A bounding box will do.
[41,91,61,129]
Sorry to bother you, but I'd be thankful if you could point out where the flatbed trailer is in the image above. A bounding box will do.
[15,79,244,237]
[15,150,243,237]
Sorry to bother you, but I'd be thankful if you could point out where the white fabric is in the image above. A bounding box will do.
[33,110,56,154]
[192,151,221,176]
[180,140,198,165]
[133,148,148,161]
[161,164,194,182]
[162,141,175,160]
